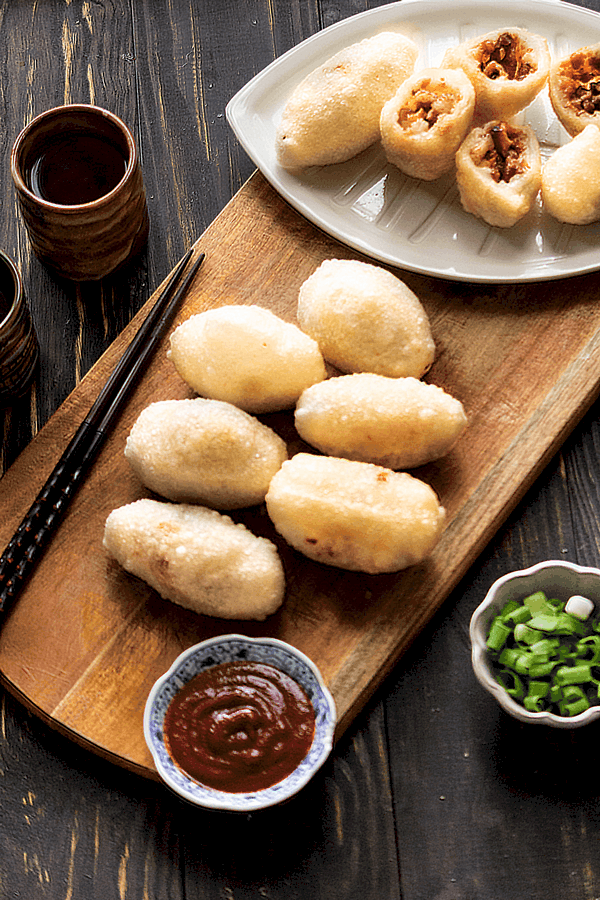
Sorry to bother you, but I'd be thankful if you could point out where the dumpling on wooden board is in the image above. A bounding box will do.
[275,31,419,168]
[265,453,445,574]
[297,259,435,378]
[549,43,600,136]
[168,305,325,413]
[380,67,475,181]
[125,398,287,509]
[294,374,467,469]
[103,499,285,620]
[541,125,600,225]
[455,121,541,228]
[442,28,550,121]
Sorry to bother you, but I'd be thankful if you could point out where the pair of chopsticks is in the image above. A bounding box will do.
[0,248,205,615]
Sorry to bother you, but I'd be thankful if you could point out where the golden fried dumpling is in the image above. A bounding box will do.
[265,453,445,573]
[541,125,600,225]
[442,28,550,120]
[297,259,435,378]
[548,43,600,136]
[103,500,285,620]
[275,31,418,168]
[455,120,541,227]
[295,374,467,470]
[380,67,475,180]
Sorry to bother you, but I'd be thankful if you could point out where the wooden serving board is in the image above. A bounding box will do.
[2,171,600,779]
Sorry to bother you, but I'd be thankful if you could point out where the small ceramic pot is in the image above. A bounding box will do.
[0,250,38,406]
[11,105,149,281]
[144,634,337,811]
[470,559,600,728]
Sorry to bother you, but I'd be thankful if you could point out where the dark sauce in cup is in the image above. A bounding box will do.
[163,660,316,793]
[27,133,128,205]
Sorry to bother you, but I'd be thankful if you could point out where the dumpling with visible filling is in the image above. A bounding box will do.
[541,124,600,225]
[297,259,435,378]
[125,398,288,509]
[103,499,285,620]
[295,374,467,469]
[455,120,541,227]
[442,28,550,121]
[168,305,326,413]
[380,67,475,181]
[265,453,445,573]
[549,43,600,136]
[275,31,418,168]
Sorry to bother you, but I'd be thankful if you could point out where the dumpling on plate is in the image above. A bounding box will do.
[275,31,418,168]
[125,398,288,509]
[541,124,600,225]
[548,43,600,136]
[380,67,475,181]
[455,120,541,227]
[265,453,445,574]
[297,258,435,378]
[442,28,550,121]
[168,305,325,413]
[103,499,285,620]
[294,374,467,469]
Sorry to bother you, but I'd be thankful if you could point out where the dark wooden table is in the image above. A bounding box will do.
[2,1,600,897]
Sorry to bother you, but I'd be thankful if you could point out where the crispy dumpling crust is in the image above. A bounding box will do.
[275,31,418,168]
[541,124,600,225]
[265,453,445,574]
[548,43,600,136]
[442,28,550,121]
[103,499,285,620]
[124,398,288,509]
[297,259,435,378]
[295,374,467,469]
[455,120,541,227]
[380,67,475,181]
[168,305,325,413]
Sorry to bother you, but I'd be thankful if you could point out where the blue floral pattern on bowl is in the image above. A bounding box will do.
[144,634,337,811]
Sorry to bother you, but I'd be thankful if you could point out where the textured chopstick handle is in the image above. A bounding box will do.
[0,249,205,616]
[0,426,104,610]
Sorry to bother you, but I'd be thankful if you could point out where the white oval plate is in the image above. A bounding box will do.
[226,0,600,283]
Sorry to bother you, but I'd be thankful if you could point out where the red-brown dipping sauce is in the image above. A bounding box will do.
[163,660,316,793]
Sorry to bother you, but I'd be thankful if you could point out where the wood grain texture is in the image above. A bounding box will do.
[3,169,600,779]
[2,1,600,899]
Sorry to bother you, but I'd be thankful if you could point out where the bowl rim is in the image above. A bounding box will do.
[143,633,337,810]
[470,559,600,728]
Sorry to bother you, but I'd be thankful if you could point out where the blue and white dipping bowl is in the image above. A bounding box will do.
[144,634,337,811]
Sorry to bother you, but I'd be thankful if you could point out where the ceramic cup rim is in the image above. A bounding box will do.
[143,634,337,811]
[0,250,23,331]
[10,103,138,211]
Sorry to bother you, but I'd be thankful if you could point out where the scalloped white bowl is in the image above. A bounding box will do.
[470,560,600,728]
[144,634,336,811]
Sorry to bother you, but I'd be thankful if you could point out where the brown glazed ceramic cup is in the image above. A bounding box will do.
[0,250,39,406]
[11,105,149,281]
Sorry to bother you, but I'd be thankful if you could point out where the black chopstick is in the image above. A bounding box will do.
[0,248,205,615]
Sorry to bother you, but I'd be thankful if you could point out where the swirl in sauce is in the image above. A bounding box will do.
[163,660,316,793]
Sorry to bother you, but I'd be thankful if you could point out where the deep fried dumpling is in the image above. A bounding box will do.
[549,43,600,136]
[455,120,541,227]
[380,67,475,180]
[168,305,325,413]
[103,500,285,620]
[125,398,287,509]
[265,453,445,573]
[443,28,550,120]
[275,31,418,168]
[295,374,467,469]
[541,125,600,225]
[297,259,435,378]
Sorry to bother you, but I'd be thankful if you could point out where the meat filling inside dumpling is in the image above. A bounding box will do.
[549,43,600,136]
[455,120,541,227]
